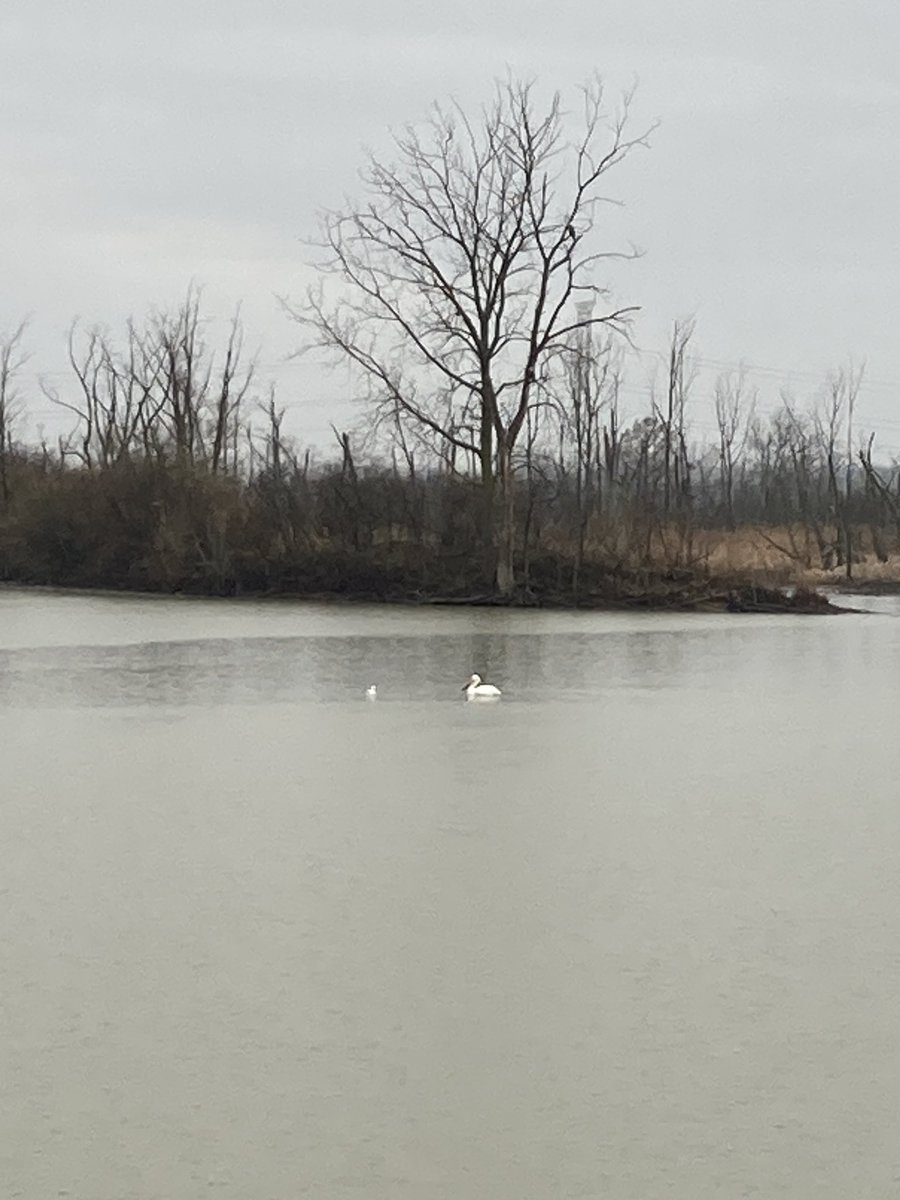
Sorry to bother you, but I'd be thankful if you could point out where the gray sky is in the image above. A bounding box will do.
[3,0,900,453]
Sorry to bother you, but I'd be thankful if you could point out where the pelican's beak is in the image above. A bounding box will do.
[461,682,469,691]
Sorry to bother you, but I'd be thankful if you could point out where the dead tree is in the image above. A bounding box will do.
[817,363,864,576]
[858,433,898,552]
[560,327,618,589]
[600,371,625,533]
[286,74,653,593]
[657,317,695,518]
[46,322,150,470]
[650,317,696,563]
[49,291,254,475]
[0,318,29,504]
[151,290,253,471]
[714,367,755,530]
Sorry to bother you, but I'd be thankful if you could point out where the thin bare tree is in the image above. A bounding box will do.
[46,290,255,474]
[714,366,756,530]
[657,316,696,518]
[0,318,30,504]
[816,363,864,575]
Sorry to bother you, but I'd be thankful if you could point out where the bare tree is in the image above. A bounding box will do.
[840,363,864,577]
[859,432,900,551]
[714,366,755,530]
[149,289,254,471]
[286,74,652,592]
[560,322,619,589]
[44,322,143,470]
[46,290,255,474]
[0,318,30,504]
[645,316,697,565]
[816,363,864,575]
[602,369,623,516]
[657,317,696,518]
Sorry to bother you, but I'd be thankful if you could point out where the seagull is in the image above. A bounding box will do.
[366,685,377,700]
[462,673,502,699]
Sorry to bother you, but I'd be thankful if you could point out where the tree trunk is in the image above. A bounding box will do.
[478,381,498,586]
[494,445,515,595]
[0,432,8,506]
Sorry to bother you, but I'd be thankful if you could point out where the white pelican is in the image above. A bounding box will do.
[366,685,377,700]
[462,673,502,699]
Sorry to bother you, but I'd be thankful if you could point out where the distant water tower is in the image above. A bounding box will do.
[575,298,595,355]
[574,298,595,398]
[575,298,595,323]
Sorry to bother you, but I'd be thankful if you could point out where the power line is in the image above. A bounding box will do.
[17,345,900,393]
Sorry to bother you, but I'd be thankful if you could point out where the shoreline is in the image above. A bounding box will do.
[0,577,866,614]
[823,578,900,596]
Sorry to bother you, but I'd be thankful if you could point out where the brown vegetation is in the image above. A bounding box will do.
[0,295,895,612]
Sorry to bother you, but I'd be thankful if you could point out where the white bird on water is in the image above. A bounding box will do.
[463,673,502,699]
[366,685,378,700]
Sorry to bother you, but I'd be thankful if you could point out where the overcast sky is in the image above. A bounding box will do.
[2,0,899,451]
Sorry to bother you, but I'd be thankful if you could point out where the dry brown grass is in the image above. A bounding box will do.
[691,525,900,588]
[523,516,900,592]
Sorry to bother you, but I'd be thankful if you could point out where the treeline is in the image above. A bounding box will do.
[0,298,897,602]
[4,80,897,604]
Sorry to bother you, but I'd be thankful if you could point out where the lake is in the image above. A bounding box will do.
[2,586,899,1199]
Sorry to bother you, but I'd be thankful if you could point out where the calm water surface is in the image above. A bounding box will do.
[1,587,899,1199]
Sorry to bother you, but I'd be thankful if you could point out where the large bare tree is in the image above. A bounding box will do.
[286,75,652,592]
